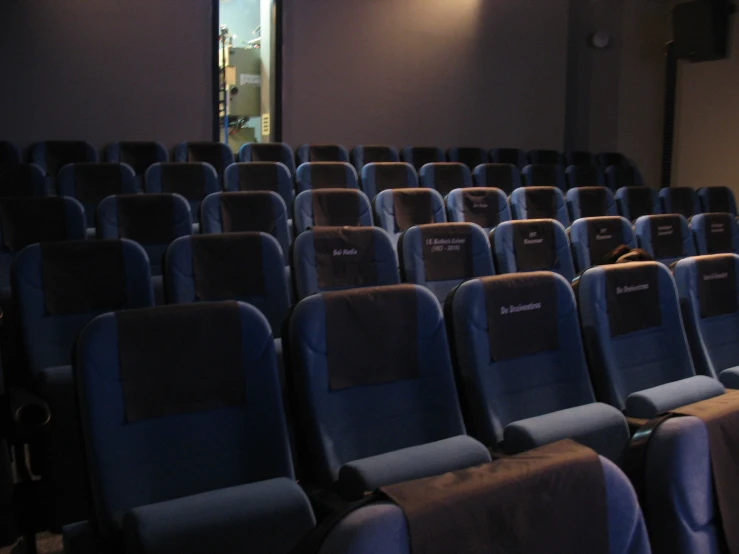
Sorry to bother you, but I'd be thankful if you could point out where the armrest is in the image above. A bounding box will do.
[625,375,725,419]
[123,478,315,554]
[503,403,630,463]
[338,435,491,501]
[4,387,51,441]
[719,367,739,389]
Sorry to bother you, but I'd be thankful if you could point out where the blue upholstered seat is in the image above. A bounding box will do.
[566,186,617,220]
[105,141,168,190]
[569,216,635,273]
[634,214,695,266]
[606,166,645,191]
[0,141,21,165]
[615,186,659,221]
[659,187,700,219]
[295,162,359,194]
[418,162,472,197]
[224,161,293,208]
[690,212,739,255]
[296,144,349,166]
[472,163,521,195]
[351,145,399,173]
[446,188,510,233]
[527,149,565,168]
[698,186,738,216]
[597,152,630,168]
[360,162,418,199]
[509,186,570,227]
[400,146,445,172]
[565,151,595,166]
[238,142,296,175]
[565,165,605,189]
[372,189,446,247]
[489,148,526,168]
[521,164,567,191]
[146,162,219,225]
[0,164,46,198]
[173,141,234,181]
[293,189,373,235]
[447,147,487,171]
[30,141,98,195]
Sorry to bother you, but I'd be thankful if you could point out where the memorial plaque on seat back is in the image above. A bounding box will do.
[0,198,67,251]
[251,144,285,163]
[119,142,160,176]
[309,164,349,189]
[45,141,89,175]
[220,192,276,234]
[0,165,35,198]
[577,188,608,218]
[626,188,653,220]
[117,302,245,423]
[479,165,515,194]
[187,143,224,173]
[117,195,175,244]
[524,188,557,220]
[704,187,733,213]
[160,164,206,200]
[421,224,473,281]
[309,145,343,162]
[605,264,661,337]
[325,286,419,390]
[312,191,361,227]
[313,227,378,289]
[234,163,278,193]
[704,214,734,254]
[484,273,558,361]
[461,189,502,228]
[374,164,408,192]
[513,222,556,271]
[74,164,123,205]
[697,255,738,318]
[41,240,126,315]
[432,165,465,197]
[649,215,685,260]
[587,218,625,266]
[668,188,696,219]
[192,233,265,299]
[393,191,434,232]
[362,147,395,165]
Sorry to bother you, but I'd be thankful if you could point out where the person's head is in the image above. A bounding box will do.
[601,244,632,265]
[615,248,654,263]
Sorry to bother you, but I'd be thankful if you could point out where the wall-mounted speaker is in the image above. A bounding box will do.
[672,0,733,61]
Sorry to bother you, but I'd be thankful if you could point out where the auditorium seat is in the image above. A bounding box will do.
[418,162,472,196]
[578,262,725,418]
[659,187,700,219]
[569,217,635,273]
[597,152,629,168]
[57,163,139,233]
[566,165,605,188]
[0,141,21,165]
[12,239,154,527]
[565,151,595,166]
[698,186,738,216]
[399,223,494,302]
[239,142,296,175]
[105,141,168,189]
[521,164,567,191]
[527,149,565,167]
[291,227,399,301]
[400,146,445,172]
[296,144,350,165]
[445,188,510,232]
[615,186,659,221]
[146,162,219,230]
[224,161,293,207]
[293,189,373,235]
[491,220,575,281]
[373,189,446,246]
[351,145,400,173]
[606,166,645,191]
[447,147,487,170]
[295,162,359,194]
[509,186,570,227]
[0,163,46,197]
[30,141,97,195]
[690,213,739,255]
[360,162,418,199]
[489,148,526,168]
[472,163,521,195]
[201,191,290,264]
[97,194,192,304]
[634,214,695,266]
[67,302,315,554]
[566,186,617,220]
[173,141,234,182]
[288,284,491,500]
[448,272,629,460]
[165,233,290,339]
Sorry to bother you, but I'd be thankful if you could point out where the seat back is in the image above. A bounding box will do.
[31,141,98,193]
[295,162,359,194]
[521,164,566,191]
[489,148,526,168]
[293,189,373,234]
[400,146,445,172]
[566,151,595,166]
[509,186,570,227]
[527,149,565,167]
[360,162,418,199]
[597,152,629,168]
[577,262,696,410]
[105,142,167,189]
[634,214,694,266]
[224,162,293,207]
[288,284,466,486]
[491,219,575,281]
[615,186,658,221]
[57,163,138,228]
[146,162,219,218]
[419,163,472,196]
[565,186,617,220]
[351,145,399,173]
[166,233,289,336]
[200,191,290,264]
[12,239,154,377]
[447,147,487,170]
[472,164,521,195]
[296,144,349,165]
[449,272,595,445]
[96,194,192,275]
[606,166,645,191]
[373,189,446,244]
[291,227,399,301]
[0,141,21,165]
[659,187,700,219]
[173,142,234,176]
[399,223,494,302]
[77,301,294,534]
[690,213,739,255]
[445,188,510,233]
[565,165,605,189]
[569,217,636,273]
[238,142,296,175]
[0,164,46,197]
[698,186,738,216]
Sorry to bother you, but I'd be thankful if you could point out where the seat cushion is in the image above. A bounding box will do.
[719,367,739,389]
[625,375,725,418]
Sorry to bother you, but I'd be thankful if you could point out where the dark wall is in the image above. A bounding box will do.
[0,0,213,155]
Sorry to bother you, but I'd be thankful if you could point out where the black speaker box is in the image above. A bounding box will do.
[673,0,732,61]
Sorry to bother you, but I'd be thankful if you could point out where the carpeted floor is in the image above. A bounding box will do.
[1,534,63,554]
